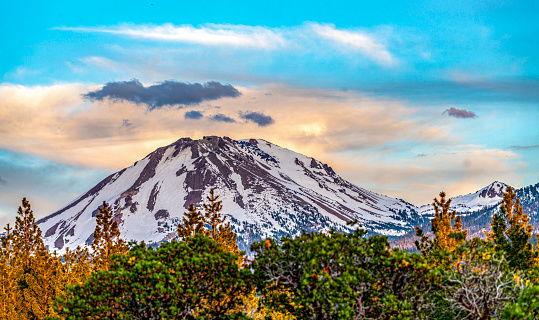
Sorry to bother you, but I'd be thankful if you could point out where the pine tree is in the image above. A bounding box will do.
[13,198,45,273]
[485,186,537,270]
[0,198,94,320]
[415,191,467,257]
[0,224,23,320]
[62,246,92,286]
[10,197,66,320]
[178,189,240,255]
[202,189,240,255]
[91,201,128,271]
[177,190,249,317]
[177,204,205,240]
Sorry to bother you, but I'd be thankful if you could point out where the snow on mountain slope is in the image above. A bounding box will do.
[418,181,508,218]
[37,136,419,253]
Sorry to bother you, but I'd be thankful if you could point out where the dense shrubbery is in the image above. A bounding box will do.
[1,187,538,319]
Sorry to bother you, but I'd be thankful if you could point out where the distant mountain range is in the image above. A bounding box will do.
[36,136,539,252]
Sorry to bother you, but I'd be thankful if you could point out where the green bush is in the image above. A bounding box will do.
[55,234,253,319]
[251,228,438,319]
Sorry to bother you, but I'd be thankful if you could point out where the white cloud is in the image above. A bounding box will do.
[56,22,398,67]
[57,24,286,49]
[309,23,397,67]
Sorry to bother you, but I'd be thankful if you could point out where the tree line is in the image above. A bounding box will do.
[1,187,538,319]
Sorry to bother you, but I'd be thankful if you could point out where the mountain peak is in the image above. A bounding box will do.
[478,181,508,199]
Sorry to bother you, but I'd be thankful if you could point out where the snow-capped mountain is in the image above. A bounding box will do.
[418,181,508,217]
[390,182,539,251]
[35,136,539,253]
[37,136,419,252]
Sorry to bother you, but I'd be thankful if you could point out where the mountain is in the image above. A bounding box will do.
[418,181,508,217]
[35,136,539,253]
[389,181,539,251]
[37,136,420,252]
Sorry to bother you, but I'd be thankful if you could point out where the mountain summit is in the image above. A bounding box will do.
[37,136,420,252]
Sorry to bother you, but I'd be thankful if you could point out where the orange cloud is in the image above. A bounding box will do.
[0,83,525,204]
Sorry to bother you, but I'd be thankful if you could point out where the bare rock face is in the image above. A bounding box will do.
[37,136,422,252]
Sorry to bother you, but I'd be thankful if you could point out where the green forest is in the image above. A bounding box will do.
[1,187,538,319]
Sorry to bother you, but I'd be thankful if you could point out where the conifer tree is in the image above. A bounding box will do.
[485,186,537,270]
[13,198,45,273]
[9,198,66,320]
[0,224,22,320]
[62,246,92,286]
[0,198,94,320]
[178,189,240,255]
[177,190,250,317]
[177,204,205,240]
[91,201,128,271]
[202,189,240,255]
[415,191,467,257]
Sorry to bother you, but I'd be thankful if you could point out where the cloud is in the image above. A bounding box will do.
[444,107,477,118]
[1,82,533,206]
[56,23,400,68]
[0,175,6,186]
[57,24,286,49]
[121,119,133,127]
[310,23,396,67]
[84,79,241,109]
[511,145,539,150]
[331,146,525,206]
[209,113,236,123]
[239,111,274,127]
[0,83,450,170]
[184,110,204,120]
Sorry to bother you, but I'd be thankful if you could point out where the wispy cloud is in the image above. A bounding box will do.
[511,145,539,150]
[444,107,477,118]
[121,119,133,127]
[56,22,399,68]
[56,24,286,49]
[310,23,397,67]
[84,79,241,109]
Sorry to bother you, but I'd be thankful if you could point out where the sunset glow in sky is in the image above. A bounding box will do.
[1,0,538,225]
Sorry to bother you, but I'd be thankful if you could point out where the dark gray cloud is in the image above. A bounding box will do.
[210,114,236,123]
[121,119,133,127]
[0,175,6,186]
[184,110,204,120]
[84,79,241,109]
[444,107,477,118]
[239,111,275,127]
[511,145,539,150]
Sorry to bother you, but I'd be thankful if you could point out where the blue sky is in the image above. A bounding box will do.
[0,0,538,224]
